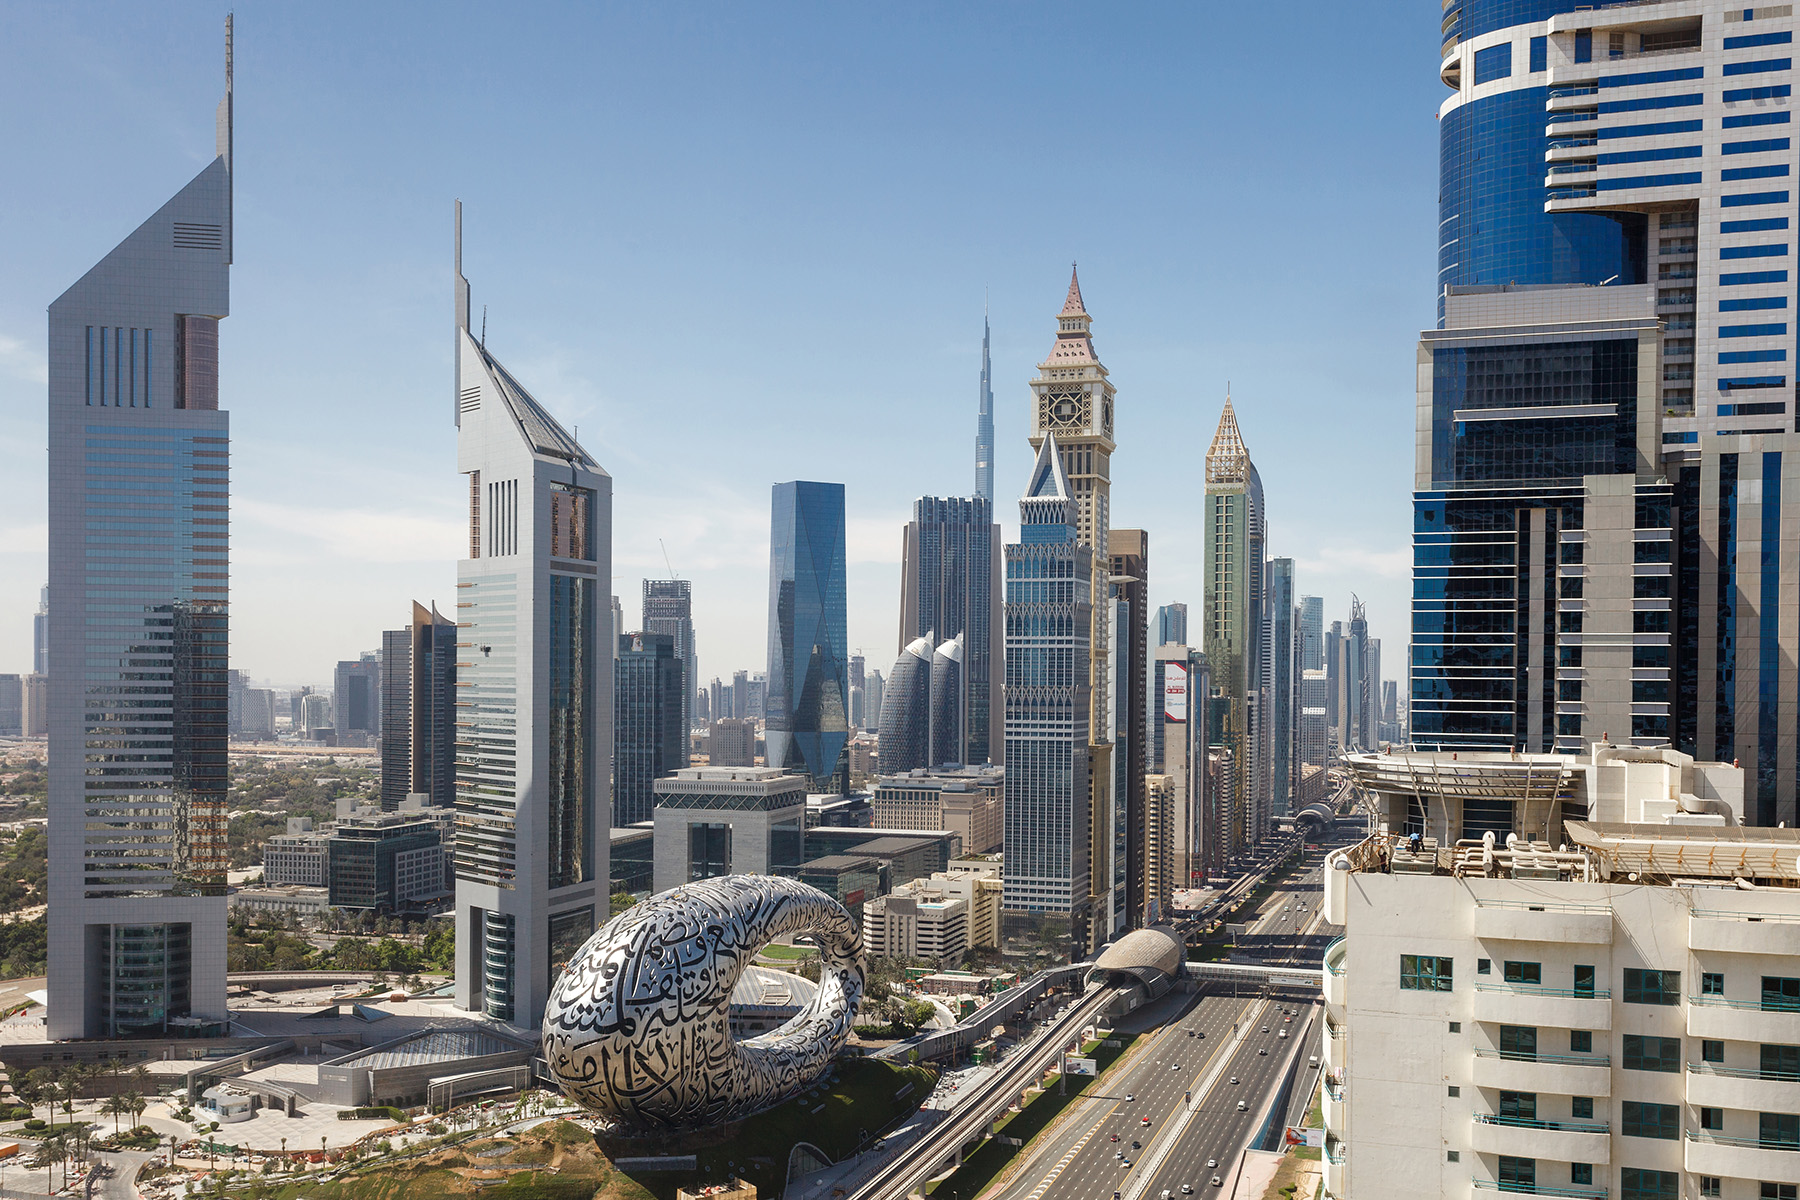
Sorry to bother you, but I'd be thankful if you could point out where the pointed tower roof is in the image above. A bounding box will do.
[1024,432,1073,501]
[1061,264,1087,316]
[1205,395,1251,485]
[1042,264,1099,367]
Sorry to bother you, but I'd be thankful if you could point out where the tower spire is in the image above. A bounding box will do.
[976,307,994,501]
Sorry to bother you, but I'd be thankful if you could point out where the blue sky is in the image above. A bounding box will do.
[0,2,1443,689]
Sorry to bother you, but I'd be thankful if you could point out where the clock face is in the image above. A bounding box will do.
[1044,388,1088,429]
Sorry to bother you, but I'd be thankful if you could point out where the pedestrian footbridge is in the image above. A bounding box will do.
[1186,961,1323,995]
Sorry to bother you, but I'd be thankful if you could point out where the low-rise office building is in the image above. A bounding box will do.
[863,887,969,962]
[1322,743,1799,1200]
[262,818,329,888]
[785,854,882,923]
[327,807,448,913]
[610,825,654,896]
[873,766,1004,854]
[652,767,808,893]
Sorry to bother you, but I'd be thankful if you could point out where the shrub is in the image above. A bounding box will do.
[23,1118,44,1131]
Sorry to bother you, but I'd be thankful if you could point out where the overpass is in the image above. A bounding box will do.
[1185,961,1323,996]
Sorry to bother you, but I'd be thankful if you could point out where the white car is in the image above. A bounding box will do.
[1212,1176,1224,1187]
[1207,1158,1218,1169]
[1182,1187,1194,1195]
[1126,1093,1135,1102]
[1229,1076,1239,1084]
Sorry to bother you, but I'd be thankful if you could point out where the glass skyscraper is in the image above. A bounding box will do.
[614,632,683,827]
[1002,435,1093,955]
[765,481,849,790]
[380,602,455,809]
[898,495,1001,765]
[451,205,611,1027]
[1421,1,1799,825]
[1203,397,1268,856]
[641,578,696,755]
[46,21,235,1039]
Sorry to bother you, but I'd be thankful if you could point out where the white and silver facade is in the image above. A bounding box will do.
[451,206,612,1029]
[45,22,236,1040]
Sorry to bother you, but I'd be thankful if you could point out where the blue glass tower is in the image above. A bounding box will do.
[766,482,850,790]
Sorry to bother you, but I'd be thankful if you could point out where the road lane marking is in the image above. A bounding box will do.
[1021,1102,1117,1200]
[1120,998,1265,1200]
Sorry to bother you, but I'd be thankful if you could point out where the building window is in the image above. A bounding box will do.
[1448,1021,1461,1033]
[1699,1179,1720,1199]
[1623,1034,1681,1073]
[1500,1026,1538,1061]
[1701,1106,1724,1130]
[1504,961,1542,985]
[1446,1150,1460,1163]
[1401,954,1454,992]
[1621,1101,1680,1139]
[1572,1096,1594,1120]
[1764,1111,1800,1148]
[1764,1043,1800,1079]
[1623,968,1680,1005]
[1762,1185,1799,1200]
[1571,1163,1593,1185]
[1498,1091,1537,1121]
[1622,1171,1678,1200]
[1571,1030,1593,1054]
[1530,36,1547,73]
[1497,1156,1535,1190]
[687,822,732,882]
[1477,958,1491,975]
[1702,971,1725,995]
[1574,964,1596,996]
[1475,43,1513,86]
[1448,1085,1460,1097]
[1703,1039,1725,1063]
[1764,975,1800,1011]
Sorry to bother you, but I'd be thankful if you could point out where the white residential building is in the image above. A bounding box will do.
[1321,744,1800,1200]
[864,889,968,962]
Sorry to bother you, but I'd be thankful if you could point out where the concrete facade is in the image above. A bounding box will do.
[651,767,808,893]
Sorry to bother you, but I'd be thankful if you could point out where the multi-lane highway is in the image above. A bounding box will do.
[968,839,1348,1200]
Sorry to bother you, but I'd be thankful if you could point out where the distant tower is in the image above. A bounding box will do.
[766,482,849,791]
[32,586,48,677]
[929,633,964,767]
[1203,395,1267,856]
[381,602,455,809]
[975,313,995,502]
[642,579,695,754]
[613,632,683,827]
[879,634,934,774]
[452,204,612,1027]
[898,496,1001,765]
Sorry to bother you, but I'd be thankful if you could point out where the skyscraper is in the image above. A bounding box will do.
[766,481,849,791]
[1109,530,1149,931]
[1025,268,1117,952]
[380,603,455,809]
[614,632,683,827]
[1002,436,1093,954]
[642,579,695,755]
[848,653,866,730]
[864,669,883,733]
[929,635,965,768]
[46,20,234,1039]
[1266,558,1297,817]
[32,586,48,677]
[1203,397,1268,856]
[451,206,611,1026]
[1154,602,1187,650]
[878,634,934,774]
[898,496,1002,765]
[1425,0,1800,826]
[333,653,381,743]
[975,313,995,503]
[1298,595,1323,672]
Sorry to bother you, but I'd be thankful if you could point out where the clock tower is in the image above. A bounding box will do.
[1026,266,1118,953]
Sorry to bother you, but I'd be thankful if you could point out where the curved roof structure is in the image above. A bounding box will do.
[1088,925,1185,994]
[1295,801,1337,828]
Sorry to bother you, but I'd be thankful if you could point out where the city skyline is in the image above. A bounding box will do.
[0,5,1434,687]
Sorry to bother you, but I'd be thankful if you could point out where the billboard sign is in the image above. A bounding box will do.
[1064,1056,1098,1077]
[1163,661,1189,723]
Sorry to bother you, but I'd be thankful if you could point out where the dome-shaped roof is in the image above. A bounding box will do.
[1089,925,1185,991]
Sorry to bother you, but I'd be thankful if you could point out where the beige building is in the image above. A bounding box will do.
[1322,744,1799,1200]
[865,861,1003,958]
[873,766,1003,854]
[863,888,968,962]
[21,674,46,738]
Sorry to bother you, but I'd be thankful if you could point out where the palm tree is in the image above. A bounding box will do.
[102,1093,125,1135]
[127,1090,146,1131]
[40,1132,66,1194]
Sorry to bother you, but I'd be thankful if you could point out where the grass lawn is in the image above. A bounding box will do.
[925,1032,1141,1200]
[756,944,819,961]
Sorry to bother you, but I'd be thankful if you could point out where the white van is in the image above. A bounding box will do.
[1308,1055,1319,1068]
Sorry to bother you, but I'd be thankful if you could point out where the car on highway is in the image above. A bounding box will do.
[1125,1093,1135,1101]
[1141,1117,1152,1126]
[1182,1186,1194,1195]
[1171,1062,1181,1070]
[1112,1134,1120,1142]
[1237,1100,1248,1111]
[1132,1141,1141,1149]
[1207,1158,1218,1168]
[1212,1176,1223,1187]
[1229,1076,1239,1084]
[1122,1159,1133,1167]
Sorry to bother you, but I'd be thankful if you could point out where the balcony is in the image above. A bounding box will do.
[1474,983,1613,1030]
[1323,1077,1345,1130]
[1323,1143,1344,1199]
[1472,1178,1610,1198]
[1473,1048,1613,1097]
[1323,937,1346,1016]
[1472,1114,1612,1165]
[1545,110,1598,130]
[1690,908,1800,955]
[1686,1062,1800,1114]
[1684,1129,1800,1181]
[1474,898,1613,944]
[1688,994,1800,1044]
